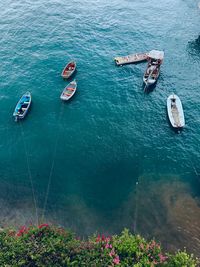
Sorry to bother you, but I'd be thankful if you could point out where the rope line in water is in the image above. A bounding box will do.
[20,121,39,226]
[133,181,139,233]
[133,91,157,233]
[41,57,75,220]
[132,92,148,233]
[42,103,65,220]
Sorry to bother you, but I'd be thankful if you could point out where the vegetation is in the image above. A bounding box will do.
[0,224,198,266]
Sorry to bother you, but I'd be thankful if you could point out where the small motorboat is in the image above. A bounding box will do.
[143,50,164,89]
[61,61,76,79]
[167,94,185,128]
[13,92,31,121]
[60,80,77,101]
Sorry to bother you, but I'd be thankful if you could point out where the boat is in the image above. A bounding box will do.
[167,94,185,128]
[13,92,31,121]
[60,80,77,101]
[143,50,164,89]
[61,61,76,79]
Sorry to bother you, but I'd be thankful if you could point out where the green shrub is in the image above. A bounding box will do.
[166,250,198,267]
[110,229,168,266]
[0,224,198,266]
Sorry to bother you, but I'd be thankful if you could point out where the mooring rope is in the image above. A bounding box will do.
[42,103,65,220]
[133,90,162,233]
[133,180,139,233]
[20,121,39,226]
[184,143,200,178]
[132,91,149,233]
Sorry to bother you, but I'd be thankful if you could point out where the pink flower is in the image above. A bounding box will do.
[105,243,112,249]
[109,248,115,257]
[113,256,120,265]
[105,243,110,249]
[16,226,28,236]
[96,235,101,242]
[38,224,49,229]
[16,232,22,237]
[105,237,111,242]
[158,254,168,262]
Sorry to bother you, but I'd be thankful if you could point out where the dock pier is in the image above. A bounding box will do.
[114,52,149,66]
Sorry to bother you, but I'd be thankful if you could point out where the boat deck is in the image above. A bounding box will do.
[114,52,149,66]
[172,106,181,127]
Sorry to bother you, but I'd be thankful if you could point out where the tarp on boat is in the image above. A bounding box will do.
[167,94,185,128]
[148,50,164,60]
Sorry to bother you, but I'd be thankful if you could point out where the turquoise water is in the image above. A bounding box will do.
[1,0,200,255]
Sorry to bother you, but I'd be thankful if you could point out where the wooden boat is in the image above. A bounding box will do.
[61,61,76,79]
[114,52,149,66]
[143,50,164,89]
[167,94,185,128]
[13,92,31,121]
[60,80,77,101]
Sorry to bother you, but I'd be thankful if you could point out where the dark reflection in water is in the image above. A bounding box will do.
[1,173,200,257]
[134,174,200,257]
[187,35,200,58]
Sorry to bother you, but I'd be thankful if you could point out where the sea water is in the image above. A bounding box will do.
[0,0,200,256]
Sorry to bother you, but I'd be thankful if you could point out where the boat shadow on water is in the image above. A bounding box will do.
[143,82,157,94]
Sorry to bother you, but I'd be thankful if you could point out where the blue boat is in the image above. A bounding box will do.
[13,92,31,121]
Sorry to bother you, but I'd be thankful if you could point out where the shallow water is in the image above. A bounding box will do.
[0,0,200,256]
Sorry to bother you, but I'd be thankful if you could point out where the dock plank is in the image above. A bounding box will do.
[114,52,149,66]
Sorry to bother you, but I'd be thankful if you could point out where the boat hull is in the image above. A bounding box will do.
[143,64,161,88]
[143,50,164,90]
[13,92,31,121]
[167,94,185,128]
[60,80,77,101]
[61,61,76,79]
[143,76,157,86]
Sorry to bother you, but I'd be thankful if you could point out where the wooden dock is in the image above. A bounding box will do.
[114,52,149,66]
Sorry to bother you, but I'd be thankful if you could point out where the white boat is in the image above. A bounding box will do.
[143,50,164,89]
[60,80,77,101]
[167,94,185,128]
